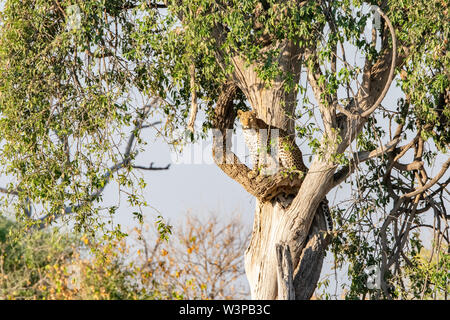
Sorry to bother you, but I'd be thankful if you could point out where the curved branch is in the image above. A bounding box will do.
[332,136,401,188]
[211,81,305,202]
[360,6,397,118]
[401,158,450,199]
[393,160,423,172]
[406,224,450,244]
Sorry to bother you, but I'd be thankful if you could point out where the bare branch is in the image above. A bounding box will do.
[120,2,167,10]
[360,7,397,118]
[0,187,18,196]
[393,161,423,172]
[142,121,162,129]
[132,163,171,171]
[304,50,335,135]
[401,158,450,199]
[332,136,401,188]
[187,63,198,133]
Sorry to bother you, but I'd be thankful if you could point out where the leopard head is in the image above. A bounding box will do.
[237,110,258,129]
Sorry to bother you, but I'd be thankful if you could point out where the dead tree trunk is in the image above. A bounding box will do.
[208,3,398,299]
[210,6,399,296]
[212,40,335,299]
[245,197,330,299]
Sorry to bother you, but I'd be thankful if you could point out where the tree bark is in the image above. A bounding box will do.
[244,197,330,299]
[212,40,334,298]
[228,40,303,134]
[228,40,335,299]
[276,242,295,300]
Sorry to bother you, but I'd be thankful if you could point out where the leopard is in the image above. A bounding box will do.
[237,110,333,231]
[237,110,307,174]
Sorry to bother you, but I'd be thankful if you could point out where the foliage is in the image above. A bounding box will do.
[314,0,448,300]
[390,0,449,150]
[40,236,155,300]
[0,215,77,299]
[403,242,449,299]
[134,212,250,299]
[0,215,161,299]
[0,0,152,235]
[0,212,249,299]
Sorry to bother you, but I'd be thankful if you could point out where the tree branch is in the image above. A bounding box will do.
[0,187,18,196]
[401,158,450,199]
[360,6,397,118]
[332,136,401,188]
[120,2,167,10]
[335,6,398,155]
[2,101,169,228]
[211,81,306,202]
[304,49,335,136]
[132,163,171,171]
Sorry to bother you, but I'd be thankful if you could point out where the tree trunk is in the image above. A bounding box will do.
[213,40,335,300]
[229,40,303,134]
[209,3,399,299]
[245,197,329,299]
[213,83,333,298]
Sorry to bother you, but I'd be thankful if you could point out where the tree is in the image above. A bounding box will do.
[135,212,250,299]
[0,3,170,235]
[0,212,250,300]
[0,0,448,299]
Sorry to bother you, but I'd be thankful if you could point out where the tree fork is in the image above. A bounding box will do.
[212,79,331,299]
